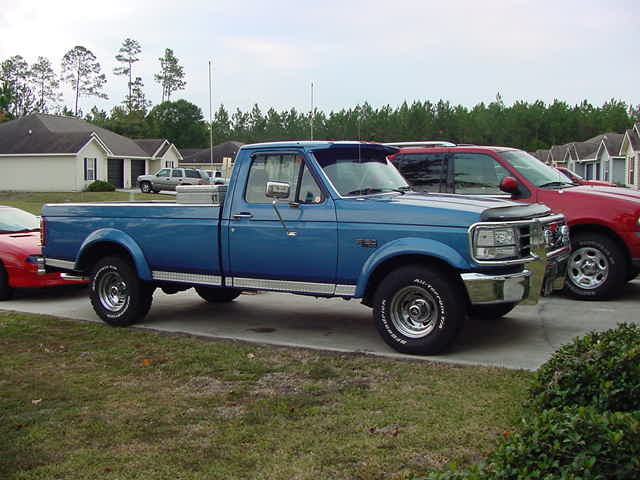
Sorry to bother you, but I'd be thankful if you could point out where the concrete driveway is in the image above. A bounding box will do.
[2,280,639,371]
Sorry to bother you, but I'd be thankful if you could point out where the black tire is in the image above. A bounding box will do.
[89,256,154,326]
[469,302,517,320]
[152,189,160,194]
[564,233,627,300]
[195,286,241,303]
[0,264,14,301]
[373,265,465,355]
[140,181,152,193]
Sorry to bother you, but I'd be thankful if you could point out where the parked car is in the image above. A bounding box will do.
[137,168,210,193]
[555,167,616,187]
[41,141,569,355]
[389,144,640,300]
[0,206,86,300]
[204,170,228,185]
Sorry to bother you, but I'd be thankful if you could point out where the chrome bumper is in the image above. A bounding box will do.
[462,253,568,306]
[462,271,531,305]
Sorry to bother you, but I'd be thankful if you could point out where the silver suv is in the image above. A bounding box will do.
[138,168,210,193]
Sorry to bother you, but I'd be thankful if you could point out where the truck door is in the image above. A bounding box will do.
[227,151,338,291]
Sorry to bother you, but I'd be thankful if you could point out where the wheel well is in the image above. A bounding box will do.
[77,242,134,274]
[569,224,631,266]
[361,254,467,307]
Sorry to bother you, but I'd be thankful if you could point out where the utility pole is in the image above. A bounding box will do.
[310,81,314,141]
[209,60,213,165]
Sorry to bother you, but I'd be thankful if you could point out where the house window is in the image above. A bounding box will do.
[629,157,635,185]
[166,160,175,168]
[84,158,97,181]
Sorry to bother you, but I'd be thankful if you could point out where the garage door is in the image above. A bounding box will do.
[107,159,124,188]
[130,160,145,187]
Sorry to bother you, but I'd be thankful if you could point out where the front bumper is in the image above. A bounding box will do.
[462,254,568,306]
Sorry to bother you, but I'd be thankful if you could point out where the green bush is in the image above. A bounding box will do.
[84,180,116,192]
[528,323,640,413]
[425,407,640,480]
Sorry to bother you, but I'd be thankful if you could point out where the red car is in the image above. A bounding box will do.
[390,145,640,300]
[0,206,86,300]
[556,167,616,187]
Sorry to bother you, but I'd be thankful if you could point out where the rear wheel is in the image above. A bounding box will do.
[89,256,154,326]
[565,233,627,300]
[195,286,241,303]
[373,265,465,355]
[0,264,14,301]
[469,302,517,320]
[140,181,152,193]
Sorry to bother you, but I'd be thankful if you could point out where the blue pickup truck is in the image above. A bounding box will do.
[41,141,570,355]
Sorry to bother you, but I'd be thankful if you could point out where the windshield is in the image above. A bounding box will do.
[312,147,409,196]
[500,150,575,188]
[0,207,39,233]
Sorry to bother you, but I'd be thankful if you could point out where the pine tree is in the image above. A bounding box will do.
[114,38,142,113]
[30,56,61,113]
[61,46,108,116]
[0,55,34,117]
[154,48,186,102]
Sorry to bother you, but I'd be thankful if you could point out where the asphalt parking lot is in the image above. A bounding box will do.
[2,280,639,371]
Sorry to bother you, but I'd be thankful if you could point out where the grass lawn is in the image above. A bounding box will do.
[0,311,532,479]
[0,191,173,215]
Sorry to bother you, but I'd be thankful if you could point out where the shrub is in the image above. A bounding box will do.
[528,323,640,413]
[425,407,640,480]
[84,180,116,192]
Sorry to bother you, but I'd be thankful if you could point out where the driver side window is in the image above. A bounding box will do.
[245,154,324,204]
[452,153,510,194]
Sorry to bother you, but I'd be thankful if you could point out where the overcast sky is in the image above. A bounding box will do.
[1,0,638,117]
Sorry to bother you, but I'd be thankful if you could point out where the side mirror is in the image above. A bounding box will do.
[499,176,519,195]
[265,181,290,199]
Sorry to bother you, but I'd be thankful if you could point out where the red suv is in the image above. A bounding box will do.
[389,145,640,300]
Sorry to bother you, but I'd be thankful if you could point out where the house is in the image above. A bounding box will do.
[619,123,640,189]
[179,141,244,166]
[0,114,181,191]
[546,144,571,166]
[593,133,625,184]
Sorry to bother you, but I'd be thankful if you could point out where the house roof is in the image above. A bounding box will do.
[180,141,244,164]
[599,133,624,156]
[548,144,570,162]
[531,149,549,162]
[627,128,640,151]
[0,113,150,157]
[134,139,165,156]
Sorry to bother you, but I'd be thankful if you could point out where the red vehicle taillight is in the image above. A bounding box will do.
[40,217,46,246]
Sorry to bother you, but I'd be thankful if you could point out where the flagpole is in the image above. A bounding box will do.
[209,60,213,165]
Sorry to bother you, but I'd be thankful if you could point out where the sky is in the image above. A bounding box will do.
[1,0,639,118]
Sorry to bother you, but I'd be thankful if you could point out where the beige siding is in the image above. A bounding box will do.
[161,147,180,168]
[0,156,77,191]
[77,139,109,189]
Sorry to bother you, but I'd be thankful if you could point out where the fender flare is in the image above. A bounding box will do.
[76,228,152,281]
[355,237,471,297]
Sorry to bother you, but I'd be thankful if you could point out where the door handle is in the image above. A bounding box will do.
[232,213,253,220]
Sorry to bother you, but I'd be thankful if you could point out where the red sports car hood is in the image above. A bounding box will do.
[0,231,42,257]
[559,185,640,206]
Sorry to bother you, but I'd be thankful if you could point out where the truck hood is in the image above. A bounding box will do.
[336,192,550,227]
[554,185,640,206]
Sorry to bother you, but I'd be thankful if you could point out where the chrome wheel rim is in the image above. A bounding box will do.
[568,246,609,290]
[389,285,438,338]
[97,271,129,312]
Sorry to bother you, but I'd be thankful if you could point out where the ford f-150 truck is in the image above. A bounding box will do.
[41,141,570,355]
[390,145,640,300]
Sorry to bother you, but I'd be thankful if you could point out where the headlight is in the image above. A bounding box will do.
[473,227,518,260]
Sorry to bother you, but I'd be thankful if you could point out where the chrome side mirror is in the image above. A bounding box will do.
[265,181,290,199]
[265,181,296,237]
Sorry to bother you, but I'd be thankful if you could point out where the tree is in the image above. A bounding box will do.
[113,38,142,113]
[0,55,34,117]
[61,46,108,116]
[30,56,61,113]
[124,76,151,114]
[211,104,231,144]
[147,100,208,148]
[154,49,186,102]
[0,80,14,122]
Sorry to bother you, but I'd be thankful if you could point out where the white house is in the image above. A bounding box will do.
[0,113,181,191]
[619,123,640,189]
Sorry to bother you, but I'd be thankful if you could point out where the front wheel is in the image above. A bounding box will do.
[89,256,154,326]
[140,181,152,193]
[195,286,241,303]
[564,233,627,300]
[373,266,465,355]
[469,302,517,320]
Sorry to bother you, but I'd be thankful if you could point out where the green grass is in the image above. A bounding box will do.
[0,191,173,215]
[0,312,533,479]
